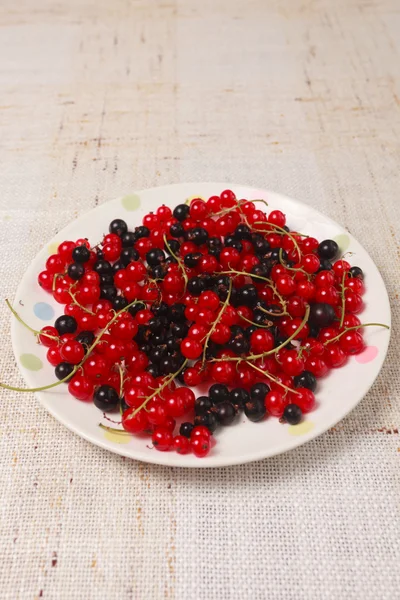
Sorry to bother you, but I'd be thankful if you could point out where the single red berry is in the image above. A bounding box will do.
[126,261,147,282]
[211,323,232,345]
[276,275,296,296]
[152,427,173,451]
[301,254,320,274]
[181,338,202,360]
[304,357,329,378]
[78,283,101,305]
[220,189,236,208]
[190,199,209,220]
[93,299,113,314]
[122,408,149,433]
[39,326,59,347]
[164,393,186,418]
[46,345,63,366]
[194,308,215,326]
[104,339,126,362]
[207,195,222,212]
[127,351,149,374]
[324,343,348,368]
[180,241,197,256]
[318,326,340,343]
[110,317,138,341]
[220,305,238,326]
[191,425,211,440]
[342,314,361,329]
[344,291,364,314]
[266,233,282,248]
[215,216,235,237]
[136,309,152,325]
[268,210,286,228]
[198,290,220,311]
[301,237,319,253]
[315,286,339,306]
[156,204,173,222]
[314,270,335,288]
[124,385,148,408]
[211,361,235,384]
[339,330,365,355]
[173,435,191,454]
[220,247,241,269]
[68,375,94,402]
[163,273,184,294]
[46,254,64,274]
[60,340,85,364]
[190,435,211,458]
[58,241,75,262]
[291,388,315,412]
[38,270,54,291]
[333,259,351,278]
[199,254,219,273]
[183,368,202,387]
[135,237,153,258]
[189,324,208,342]
[301,338,325,356]
[250,330,274,353]
[236,364,255,388]
[265,390,286,417]
[147,399,168,426]
[280,350,305,376]
[176,387,195,411]
[296,280,316,300]
[287,296,306,317]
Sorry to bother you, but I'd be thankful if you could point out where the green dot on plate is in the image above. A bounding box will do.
[20,354,43,371]
[121,194,141,211]
[33,302,55,321]
[288,421,315,436]
[333,233,350,253]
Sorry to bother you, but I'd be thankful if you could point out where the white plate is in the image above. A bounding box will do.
[11,183,391,467]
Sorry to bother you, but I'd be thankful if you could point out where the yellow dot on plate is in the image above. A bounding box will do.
[121,194,141,211]
[288,421,315,436]
[20,353,43,371]
[3,215,11,221]
[333,233,350,253]
[47,242,59,255]
[103,429,131,444]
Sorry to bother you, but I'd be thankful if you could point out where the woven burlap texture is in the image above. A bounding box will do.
[0,0,399,598]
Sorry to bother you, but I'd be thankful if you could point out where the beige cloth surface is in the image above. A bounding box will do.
[0,1,399,598]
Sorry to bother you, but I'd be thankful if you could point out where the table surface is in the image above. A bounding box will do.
[1,1,399,598]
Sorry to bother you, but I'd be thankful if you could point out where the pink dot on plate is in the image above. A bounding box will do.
[355,346,378,364]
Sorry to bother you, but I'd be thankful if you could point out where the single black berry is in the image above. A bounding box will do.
[171,322,189,338]
[230,387,250,409]
[100,285,117,301]
[179,422,194,438]
[72,245,90,263]
[209,384,230,404]
[253,238,270,256]
[149,346,168,364]
[184,252,202,268]
[234,224,252,240]
[146,248,165,267]
[244,398,266,422]
[165,239,180,255]
[195,396,213,415]
[151,301,169,317]
[294,370,317,392]
[251,263,270,282]
[160,356,174,374]
[349,266,364,280]
[67,262,84,281]
[149,316,168,334]
[168,303,186,322]
[173,204,190,222]
[75,330,95,350]
[283,404,303,425]
[317,259,333,272]
[308,303,336,327]
[109,219,128,236]
[135,226,150,239]
[238,284,258,307]
[112,260,126,273]
[112,296,128,311]
[93,385,120,412]
[251,382,270,402]
[54,315,77,335]
[187,227,208,246]
[187,276,205,296]
[120,247,139,266]
[194,411,218,433]
[100,273,114,286]
[54,362,74,381]
[93,259,112,275]
[214,402,236,426]
[170,222,185,238]
[207,237,223,258]
[317,239,339,260]
[121,231,137,248]
[229,337,250,355]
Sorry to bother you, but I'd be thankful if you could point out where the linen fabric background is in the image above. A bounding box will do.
[0,1,399,598]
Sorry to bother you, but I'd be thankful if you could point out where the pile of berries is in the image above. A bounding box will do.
[33,189,369,458]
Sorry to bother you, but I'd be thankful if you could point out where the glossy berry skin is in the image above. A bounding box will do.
[190,436,211,458]
[54,315,77,335]
[339,331,365,355]
[244,397,266,422]
[109,218,128,236]
[55,361,75,381]
[214,402,236,426]
[180,338,202,360]
[152,427,173,451]
[317,239,339,260]
[250,383,270,402]
[173,435,191,454]
[250,330,274,353]
[195,396,213,415]
[180,422,194,438]
[72,245,91,263]
[291,387,315,413]
[308,303,336,328]
[211,361,235,385]
[68,375,94,402]
[122,408,149,433]
[60,340,85,364]
[93,385,120,412]
[283,404,303,425]
[264,390,286,417]
[230,387,250,409]
[194,411,218,433]
[293,370,317,392]
[39,326,59,347]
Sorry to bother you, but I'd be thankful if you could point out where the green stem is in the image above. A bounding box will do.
[324,322,390,346]
[240,314,272,329]
[6,300,59,341]
[278,248,309,279]
[339,270,346,329]
[99,424,131,436]
[202,279,233,365]
[69,290,95,315]
[163,234,188,292]
[212,305,311,363]
[127,359,188,419]
[0,299,144,392]
[246,361,300,395]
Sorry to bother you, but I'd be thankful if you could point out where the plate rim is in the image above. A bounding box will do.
[10,182,392,467]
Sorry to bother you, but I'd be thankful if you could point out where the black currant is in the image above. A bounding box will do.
[308,303,336,327]
[146,248,165,267]
[230,387,250,409]
[100,285,117,301]
[179,422,194,438]
[109,219,128,236]
[135,226,150,239]
[112,260,126,273]
[173,204,190,222]
[93,260,112,275]
[317,239,339,260]
[214,402,236,426]
[75,330,95,350]
[244,398,266,422]
[168,303,186,322]
[349,266,364,280]
[54,362,74,381]
[93,385,120,412]
[194,396,213,415]
[54,315,77,335]
[121,231,137,248]
[184,252,202,268]
[187,276,205,296]
[120,247,139,266]
[283,404,303,425]
[209,384,230,404]
[251,382,270,402]
[294,370,317,392]
[234,224,252,240]
[72,245,90,263]
[187,227,208,246]
[194,411,218,433]
[165,239,180,255]
[149,316,168,334]
[151,301,169,317]
[238,284,258,308]
[170,222,185,238]
[67,262,84,281]
[112,296,128,311]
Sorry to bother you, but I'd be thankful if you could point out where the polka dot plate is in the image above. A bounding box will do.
[10,183,391,467]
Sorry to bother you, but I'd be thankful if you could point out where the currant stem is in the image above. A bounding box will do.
[5,300,59,341]
[339,270,346,329]
[127,359,189,419]
[212,304,310,363]
[202,279,233,365]
[99,424,131,435]
[163,234,188,292]
[278,248,309,279]
[240,314,273,329]
[0,299,144,392]
[324,322,390,346]
[246,361,300,395]
[69,290,95,315]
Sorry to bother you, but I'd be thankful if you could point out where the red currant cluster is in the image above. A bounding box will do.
[12,188,380,458]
